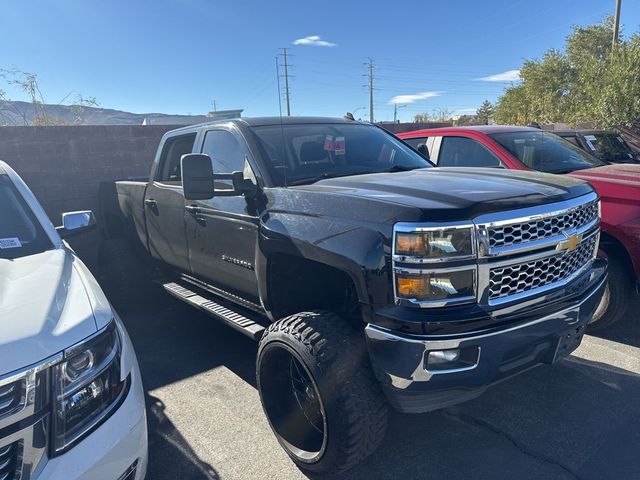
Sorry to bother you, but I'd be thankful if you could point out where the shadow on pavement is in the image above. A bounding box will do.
[146,394,220,480]
[118,294,640,480]
[589,295,640,349]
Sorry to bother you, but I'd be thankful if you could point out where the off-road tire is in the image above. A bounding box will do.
[589,253,633,331]
[256,311,388,475]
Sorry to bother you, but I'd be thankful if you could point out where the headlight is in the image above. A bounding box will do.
[394,227,475,260]
[52,320,128,454]
[395,268,476,303]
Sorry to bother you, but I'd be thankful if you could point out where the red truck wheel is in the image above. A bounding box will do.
[589,253,633,331]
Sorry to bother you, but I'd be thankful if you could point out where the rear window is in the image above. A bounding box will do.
[0,175,52,259]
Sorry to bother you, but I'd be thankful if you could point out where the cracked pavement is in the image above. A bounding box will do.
[120,293,640,480]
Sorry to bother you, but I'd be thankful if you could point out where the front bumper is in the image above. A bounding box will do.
[365,260,607,413]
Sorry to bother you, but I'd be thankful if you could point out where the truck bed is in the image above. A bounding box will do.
[98,180,148,251]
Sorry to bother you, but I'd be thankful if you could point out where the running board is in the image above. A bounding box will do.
[162,281,268,340]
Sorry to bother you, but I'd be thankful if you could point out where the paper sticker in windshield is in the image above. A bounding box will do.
[0,237,22,249]
[334,136,345,155]
[584,135,597,151]
[324,135,334,151]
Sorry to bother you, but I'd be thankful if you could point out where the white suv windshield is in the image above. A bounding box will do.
[0,175,52,259]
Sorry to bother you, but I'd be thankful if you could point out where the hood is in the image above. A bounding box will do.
[569,164,640,204]
[0,249,101,375]
[569,164,640,188]
[293,167,593,222]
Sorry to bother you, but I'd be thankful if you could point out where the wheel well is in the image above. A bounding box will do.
[599,232,634,274]
[267,253,361,323]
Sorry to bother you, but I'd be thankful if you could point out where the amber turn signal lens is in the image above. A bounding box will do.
[395,233,427,256]
[396,269,475,302]
[396,276,429,298]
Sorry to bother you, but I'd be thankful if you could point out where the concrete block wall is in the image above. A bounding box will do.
[0,125,177,267]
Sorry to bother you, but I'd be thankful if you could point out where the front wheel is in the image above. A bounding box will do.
[256,311,388,475]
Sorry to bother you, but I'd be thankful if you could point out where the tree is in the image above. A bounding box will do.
[0,68,98,126]
[475,100,494,125]
[494,17,640,129]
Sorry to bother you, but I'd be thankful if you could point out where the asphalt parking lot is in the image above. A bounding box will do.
[119,290,640,480]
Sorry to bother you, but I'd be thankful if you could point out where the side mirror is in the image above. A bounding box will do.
[417,143,430,160]
[181,153,257,200]
[182,153,215,200]
[56,211,96,238]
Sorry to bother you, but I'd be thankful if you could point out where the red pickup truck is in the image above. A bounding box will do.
[398,126,640,329]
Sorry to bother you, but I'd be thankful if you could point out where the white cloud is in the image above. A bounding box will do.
[477,69,521,82]
[292,35,337,47]
[389,91,442,105]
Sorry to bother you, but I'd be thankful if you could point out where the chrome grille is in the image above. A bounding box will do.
[488,201,598,248]
[0,382,23,419]
[489,235,597,300]
[0,441,20,480]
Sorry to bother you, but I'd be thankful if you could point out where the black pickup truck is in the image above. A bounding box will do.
[101,116,607,474]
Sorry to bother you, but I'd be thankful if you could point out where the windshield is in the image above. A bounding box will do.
[250,123,431,186]
[0,175,53,259]
[490,131,606,173]
[587,132,636,162]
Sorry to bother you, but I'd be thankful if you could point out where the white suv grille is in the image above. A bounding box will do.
[0,441,20,480]
[0,382,23,420]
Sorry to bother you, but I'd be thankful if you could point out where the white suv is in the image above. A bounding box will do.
[0,161,147,480]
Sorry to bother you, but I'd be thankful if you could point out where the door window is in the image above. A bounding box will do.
[202,129,254,189]
[201,130,246,173]
[438,136,502,168]
[156,133,197,184]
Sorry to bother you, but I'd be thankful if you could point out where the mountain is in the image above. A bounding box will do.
[0,100,210,126]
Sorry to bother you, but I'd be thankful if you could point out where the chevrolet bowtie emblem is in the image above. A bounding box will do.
[557,232,582,253]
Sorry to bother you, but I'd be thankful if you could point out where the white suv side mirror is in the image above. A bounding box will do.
[56,211,97,238]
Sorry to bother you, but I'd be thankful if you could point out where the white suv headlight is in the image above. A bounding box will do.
[51,320,128,454]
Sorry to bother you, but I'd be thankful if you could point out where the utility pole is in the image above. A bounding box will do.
[613,0,622,47]
[393,104,407,123]
[367,58,374,123]
[280,48,292,116]
[212,100,217,112]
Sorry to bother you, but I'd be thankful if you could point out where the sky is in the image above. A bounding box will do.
[1,0,638,122]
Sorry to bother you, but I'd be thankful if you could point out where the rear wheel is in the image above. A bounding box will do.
[589,253,634,331]
[257,311,388,475]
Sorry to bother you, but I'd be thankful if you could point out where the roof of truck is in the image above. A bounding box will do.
[166,116,359,135]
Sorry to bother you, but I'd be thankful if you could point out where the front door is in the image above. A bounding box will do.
[185,128,261,304]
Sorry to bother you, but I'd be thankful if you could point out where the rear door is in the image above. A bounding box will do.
[145,132,196,272]
[185,127,261,304]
